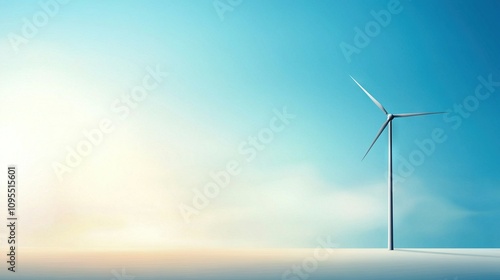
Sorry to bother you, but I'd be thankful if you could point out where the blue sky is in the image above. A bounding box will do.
[0,0,499,249]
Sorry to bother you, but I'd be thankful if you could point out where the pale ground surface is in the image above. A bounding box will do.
[1,248,499,279]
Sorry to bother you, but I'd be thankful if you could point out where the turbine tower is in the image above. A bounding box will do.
[350,76,443,251]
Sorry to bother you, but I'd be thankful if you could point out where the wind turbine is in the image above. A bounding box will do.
[350,76,443,251]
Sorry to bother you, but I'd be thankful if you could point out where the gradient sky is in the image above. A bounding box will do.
[0,0,499,250]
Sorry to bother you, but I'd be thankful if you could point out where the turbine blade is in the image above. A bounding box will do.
[350,76,388,115]
[393,112,445,118]
[362,119,391,160]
